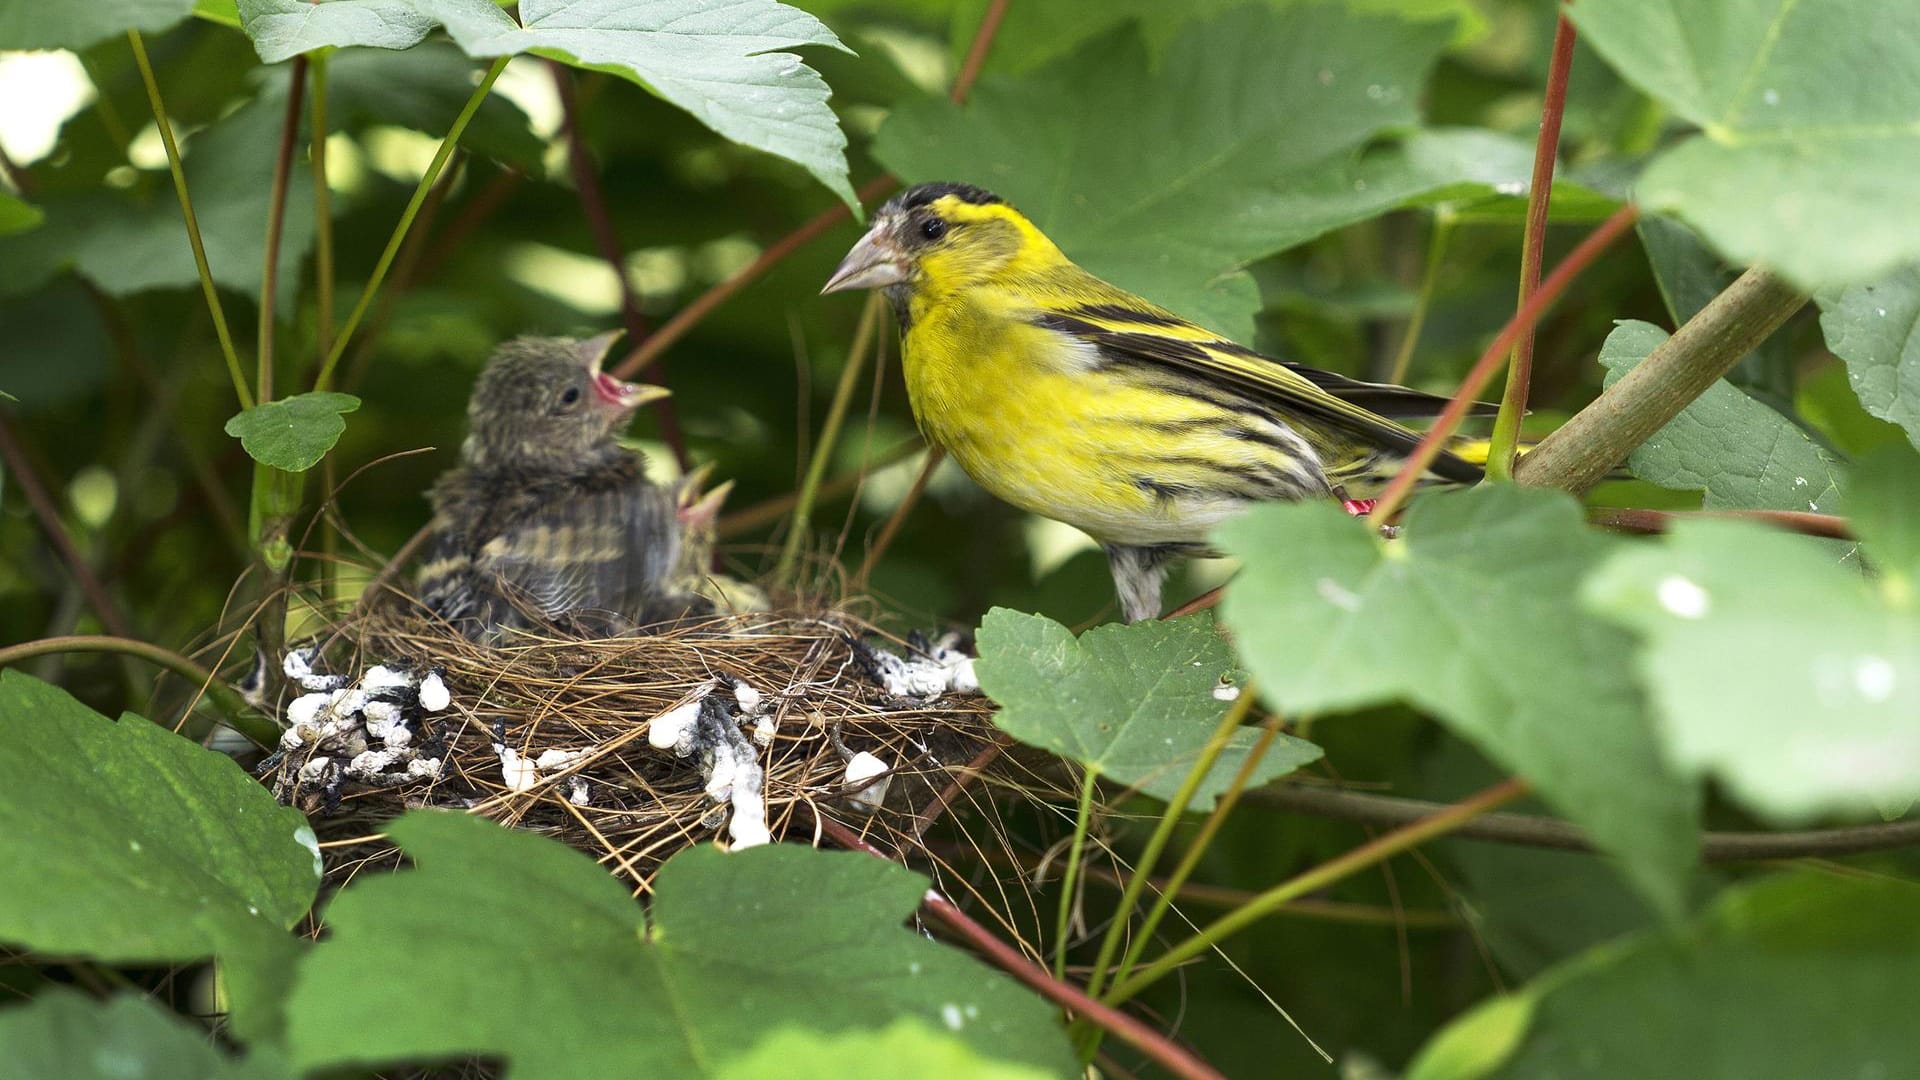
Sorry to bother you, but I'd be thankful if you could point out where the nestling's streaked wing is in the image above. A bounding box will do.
[1027,298,1485,485]
[476,484,679,622]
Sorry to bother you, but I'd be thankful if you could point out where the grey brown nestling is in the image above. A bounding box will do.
[418,332,706,639]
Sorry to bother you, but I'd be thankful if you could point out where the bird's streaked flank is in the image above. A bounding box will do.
[824,182,1487,621]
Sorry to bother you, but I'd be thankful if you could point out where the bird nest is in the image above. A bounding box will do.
[255,595,1062,899]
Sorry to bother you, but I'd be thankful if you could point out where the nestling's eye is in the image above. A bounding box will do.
[919,217,948,242]
[559,386,581,407]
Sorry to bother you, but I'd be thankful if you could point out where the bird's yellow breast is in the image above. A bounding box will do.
[900,289,1262,547]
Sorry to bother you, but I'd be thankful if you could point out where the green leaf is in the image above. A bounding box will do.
[0,193,42,237]
[719,1020,1056,1080]
[288,811,1074,1078]
[0,0,197,50]
[1404,992,1536,1080]
[1571,0,1920,290]
[193,0,242,28]
[0,86,314,311]
[946,0,1487,77]
[0,670,319,1043]
[1420,873,1920,1080]
[1596,320,1845,513]
[1216,487,1699,918]
[0,991,289,1080]
[974,609,1324,804]
[1819,265,1920,452]
[1584,453,1920,822]
[231,0,855,206]
[874,8,1533,339]
[224,391,361,472]
[324,42,546,171]
[236,0,436,59]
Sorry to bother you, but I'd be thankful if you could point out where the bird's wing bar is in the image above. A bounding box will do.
[471,486,660,624]
[1032,310,1484,484]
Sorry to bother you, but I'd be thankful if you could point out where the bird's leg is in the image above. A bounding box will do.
[1105,543,1179,623]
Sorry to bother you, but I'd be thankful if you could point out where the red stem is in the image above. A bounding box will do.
[548,61,690,472]
[0,418,134,638]
[1489,11,1577,476]
[258,55,308,404]
[810,812,1228,1080]
[1590,506,1852,540]
[952,0,1011,104]
[610,0,1013,381]
[1369,203,1640,522]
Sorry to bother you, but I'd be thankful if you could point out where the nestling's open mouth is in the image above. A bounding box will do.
[593,371,635,406]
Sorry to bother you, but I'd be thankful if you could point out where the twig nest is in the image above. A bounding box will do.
[258,605,1046,893]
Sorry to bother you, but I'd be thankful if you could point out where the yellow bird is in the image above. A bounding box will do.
[823,182,1484,622]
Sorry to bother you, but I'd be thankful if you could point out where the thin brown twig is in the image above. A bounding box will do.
[1247,783,1920,863]
[952,0,1012,103]
[811,811,1228,1080]
[0,418,133,638]
[1590,506,1852,541]
[718,438,921,538]
[1370,204,1640,522]
[611,174,897,380]
[610,0,1013,381]
[258,55,308,404]
[548,61,689,472]
[853,446,945,590]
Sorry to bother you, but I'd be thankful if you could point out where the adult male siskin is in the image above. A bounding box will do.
[823,182,1486,622]
[418,332,710,640]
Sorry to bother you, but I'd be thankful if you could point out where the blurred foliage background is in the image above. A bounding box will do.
[3,0,1919,1075]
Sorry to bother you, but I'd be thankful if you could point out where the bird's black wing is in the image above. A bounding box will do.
[1279,363,1499,419]
[1032,306,1485,484]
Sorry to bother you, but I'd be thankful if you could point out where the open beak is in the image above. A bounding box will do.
[822,225,909,294]
[578,329,669,410]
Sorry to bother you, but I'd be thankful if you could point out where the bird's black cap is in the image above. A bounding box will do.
[887,181,1004,213]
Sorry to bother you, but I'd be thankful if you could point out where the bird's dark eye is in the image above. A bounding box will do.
[559,386,582,406]
[919,216,948,242]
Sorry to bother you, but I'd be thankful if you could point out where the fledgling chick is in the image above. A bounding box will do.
[417,332,707,640]
[671,468,771,614]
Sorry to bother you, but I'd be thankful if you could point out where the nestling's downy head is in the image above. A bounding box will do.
[462,332,668,471]
[821,182,1064,306]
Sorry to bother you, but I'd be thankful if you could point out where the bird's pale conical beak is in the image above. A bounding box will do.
[822,226,908,294]
[578,328,668,410]
[577,329,627,373]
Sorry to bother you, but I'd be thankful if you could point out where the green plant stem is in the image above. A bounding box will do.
[1370,204,1639,522]
[1486,11,1577,479]
[776,293,883,583]
[0,636,275,747]
[809,810,1229,1080]
[127,30,250,409]
[1053,767,1099,979]
[1385,211,1454,386]
[258,55,308,404]
[1514,265,1808,496]
[1104,777,1530,1008]
[314,56,508,391]
[311,53,334,366]
[1113,712,1285,990]
[1083,682,1260,1002]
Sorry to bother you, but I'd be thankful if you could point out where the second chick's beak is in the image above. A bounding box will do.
[822,224,909,294]
[578,329,670,411]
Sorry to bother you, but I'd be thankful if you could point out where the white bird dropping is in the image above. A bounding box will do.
[418,670,451,712]
[649,697,704,753]
[844,751,891,812]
